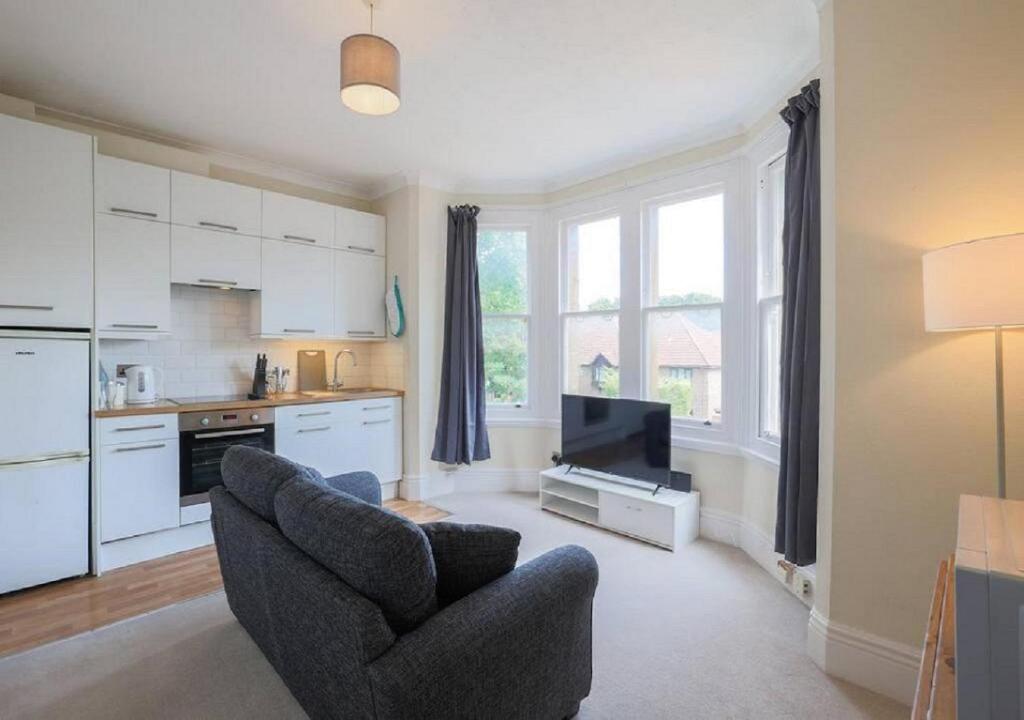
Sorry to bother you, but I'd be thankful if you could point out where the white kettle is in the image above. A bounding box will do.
[125,365,162,404]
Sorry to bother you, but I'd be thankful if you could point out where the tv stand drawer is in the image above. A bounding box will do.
[599,492,674,547]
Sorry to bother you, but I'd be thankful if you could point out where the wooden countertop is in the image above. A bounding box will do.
[94,389,403,418]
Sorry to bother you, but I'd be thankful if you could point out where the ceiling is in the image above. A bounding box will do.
[0,1,818,197]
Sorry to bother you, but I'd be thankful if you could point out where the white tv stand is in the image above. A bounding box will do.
[539,466,699,551]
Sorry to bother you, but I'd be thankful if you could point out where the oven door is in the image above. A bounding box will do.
[179,424,275,504]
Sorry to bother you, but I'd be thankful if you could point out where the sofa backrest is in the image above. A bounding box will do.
[275,477,439,633]
[221,445,323,524]
[210,485,395,720]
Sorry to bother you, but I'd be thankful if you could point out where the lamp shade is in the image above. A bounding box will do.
[923,233,1024,331]
[340,33,400,115]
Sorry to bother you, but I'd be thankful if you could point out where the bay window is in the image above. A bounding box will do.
[478,227,530,407]
[561,215,620,398]
[644,191,725,424]
[757,156,785,441]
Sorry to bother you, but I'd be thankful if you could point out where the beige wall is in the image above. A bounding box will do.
[826,0,1024,647]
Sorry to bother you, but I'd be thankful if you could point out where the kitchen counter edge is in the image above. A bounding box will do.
[94,390,404,418]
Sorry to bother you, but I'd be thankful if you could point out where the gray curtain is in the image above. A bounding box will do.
[775,79,821,567]
[431,205,491,465]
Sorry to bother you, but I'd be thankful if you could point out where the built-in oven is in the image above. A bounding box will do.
[179,407,275,508]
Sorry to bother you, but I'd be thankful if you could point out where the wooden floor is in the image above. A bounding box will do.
[0,499,449,659]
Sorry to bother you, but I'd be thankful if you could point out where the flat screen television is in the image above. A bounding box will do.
[561,394,671,487]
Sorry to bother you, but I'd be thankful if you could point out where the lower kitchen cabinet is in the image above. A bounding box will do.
[275,398,402,483]
[98,415,180,543]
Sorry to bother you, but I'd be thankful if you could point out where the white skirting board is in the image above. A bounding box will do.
[99,521,213,572]
[807,608,920,705]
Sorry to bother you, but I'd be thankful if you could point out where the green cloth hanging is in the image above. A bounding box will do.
[386,274,405,337]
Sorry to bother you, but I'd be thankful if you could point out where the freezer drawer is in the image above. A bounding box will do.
[0,455,89,594]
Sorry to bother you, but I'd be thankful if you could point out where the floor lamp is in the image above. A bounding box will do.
[923,232,1024,499]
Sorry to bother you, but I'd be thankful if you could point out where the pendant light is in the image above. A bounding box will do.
[340,0,401,115]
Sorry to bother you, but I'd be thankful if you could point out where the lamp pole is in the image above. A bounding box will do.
[995,326,1006,498]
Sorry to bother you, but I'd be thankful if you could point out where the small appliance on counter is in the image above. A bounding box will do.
[124,365,161,405]
[248,353,268,400]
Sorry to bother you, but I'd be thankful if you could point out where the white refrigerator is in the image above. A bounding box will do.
[0,331,90,594]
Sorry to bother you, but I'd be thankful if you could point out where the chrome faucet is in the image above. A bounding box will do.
[330,349,358,390]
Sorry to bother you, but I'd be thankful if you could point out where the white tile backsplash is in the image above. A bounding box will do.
[99,285,405,400]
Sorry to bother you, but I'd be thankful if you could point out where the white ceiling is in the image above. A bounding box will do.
[0,1,818,197]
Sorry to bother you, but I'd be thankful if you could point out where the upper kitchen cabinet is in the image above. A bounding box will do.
[262,191,334,247]
[252,239,333,338]
[335,207,385,256]
[170,171,261,237]
[95,155,170,222]
[334,251,386,339]
[0,114,93,329]
[171,225,261,290]
[95,213,171,337]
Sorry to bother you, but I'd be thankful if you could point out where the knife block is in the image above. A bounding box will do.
[248,368,268,400]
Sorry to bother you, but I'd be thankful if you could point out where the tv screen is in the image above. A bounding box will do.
[561,394,670,486]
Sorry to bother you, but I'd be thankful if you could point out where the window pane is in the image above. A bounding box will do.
[653,194,724,306]
[564,313,619,397]
[478,229,528,314]
[566,217,620,311]
[759,298,782,438]
[760,160,785,298]
[483,317,528,405]
[646,307,722,423]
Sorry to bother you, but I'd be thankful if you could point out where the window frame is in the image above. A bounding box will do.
[742,122,789,464]
[558,208,624,399]
[756,153,786,445]
[476,209,544,422]
[642,183,728,430]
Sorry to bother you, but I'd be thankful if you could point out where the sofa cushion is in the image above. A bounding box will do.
[275,477,438,633]
[221,446,323,524]
[421,522,521,606]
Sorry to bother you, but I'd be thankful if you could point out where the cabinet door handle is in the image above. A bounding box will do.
[283,234,318,244]
[109,207,158,219]
[113,443,166,453]
[297,426,331,433]
[111,323,160,329]
[362,405,389,411]
[114,424,166,432]
[199,221,238,232]
[347,330,377,336]
[283,328,315,334]
[297,410,331,417]
[346,245,375,253]
[196,278,238,286]
[362,419,391,426]
[0,304,53,311]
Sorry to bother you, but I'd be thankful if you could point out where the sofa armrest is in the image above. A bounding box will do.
[323,471,381,506]
[367,545,598,720]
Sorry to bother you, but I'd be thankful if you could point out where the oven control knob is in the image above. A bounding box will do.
[250,413,260,422]
[200,417,210,426]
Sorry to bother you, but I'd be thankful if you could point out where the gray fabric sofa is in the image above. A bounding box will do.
[210,446,599,720]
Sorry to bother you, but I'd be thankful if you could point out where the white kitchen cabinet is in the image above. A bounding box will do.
[100,438,181,543]
[335,207,385,256]
[170,171,262,237]
[334,251,386,339]
[253,239,333,337]
[0,114,93,329]
[171,225,262,290]
[95,155,170,222]
[95,213,171,336]
[275,398,402,483]
[262,191,334,247]
[353,398,402,483]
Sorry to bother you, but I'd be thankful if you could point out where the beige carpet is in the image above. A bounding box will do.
[0,492,907,719]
